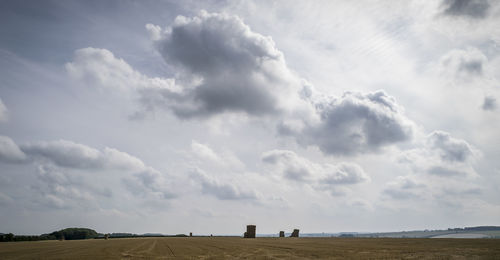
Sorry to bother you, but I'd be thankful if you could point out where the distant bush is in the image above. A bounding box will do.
[44,228,99,240]
[0,233,14,242]
[110,233,137,237]
[464,226,500,231]
[0,233,55,242]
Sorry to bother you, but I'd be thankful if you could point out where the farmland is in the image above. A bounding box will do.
[1,237,500,259]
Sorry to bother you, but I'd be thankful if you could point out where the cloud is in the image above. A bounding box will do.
[0,98,7,122]
[482,95,497,110]
[383,171,483,205]
[0,192,13,206]
[20,140,146,171]
[66,47,142,91]
[281,90,414,155]
[21,139,174,199]
[383,176,426,200]
[147,11,310,118]
[191,140,220,163]
[317,162,370,196]
[0,135,27,163]
[389,130,481,204]
[262,149,316,181]
[21,139,104,169]
[65,12,309,120]
[346,198,374,211]
[66,47,178,101]
[442,0,490,18]
[66,12,312,120]
[319,163,370,185]
[440,47,487,78]
[68,12,416,156]
[262,149,369,196]
[66,46,207,120]
[190,168,258,200]
[31,164,97,209]
[190,140,244,169]
[428,131,476,163]
[427,166,468,176]
[123,167,176,200]
[398,131,480,177]
[2,136,174,202]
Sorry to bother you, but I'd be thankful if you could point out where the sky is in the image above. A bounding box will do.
[0,0,499,236]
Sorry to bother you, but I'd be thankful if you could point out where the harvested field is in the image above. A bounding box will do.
[1,237,499,259]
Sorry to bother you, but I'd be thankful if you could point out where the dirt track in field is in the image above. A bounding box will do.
[1,237,500,259]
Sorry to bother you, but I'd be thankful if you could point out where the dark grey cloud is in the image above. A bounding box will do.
[147,11,305,118]
[428,166,467,176]
[282,91,414,155]
[443,0,490,19]
[0,135,27,163]
[442,186,482,196]
[459,60,483,74]
[442,0,490,18]
[482,96,497,110]
[440,48,487,78]
[191,168,258,200]
[428,131,475,163]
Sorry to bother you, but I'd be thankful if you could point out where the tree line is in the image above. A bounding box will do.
[0,228,99,242]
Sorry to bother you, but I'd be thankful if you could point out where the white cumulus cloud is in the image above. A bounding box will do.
[262,149,369,196]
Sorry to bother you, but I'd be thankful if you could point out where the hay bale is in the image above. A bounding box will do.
[244,225,256,238]
[279,231,285,237]
[290,229,299,237]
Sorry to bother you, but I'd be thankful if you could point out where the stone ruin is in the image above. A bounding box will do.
[244,225,256,238]
[290,229,299,237]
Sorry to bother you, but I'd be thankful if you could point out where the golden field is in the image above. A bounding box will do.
[1,237,500,259]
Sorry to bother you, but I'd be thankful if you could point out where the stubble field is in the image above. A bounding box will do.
[1,237,500,259]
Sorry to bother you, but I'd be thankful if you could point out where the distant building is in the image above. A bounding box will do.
[279,231,285,237]
[290,229,299,237]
